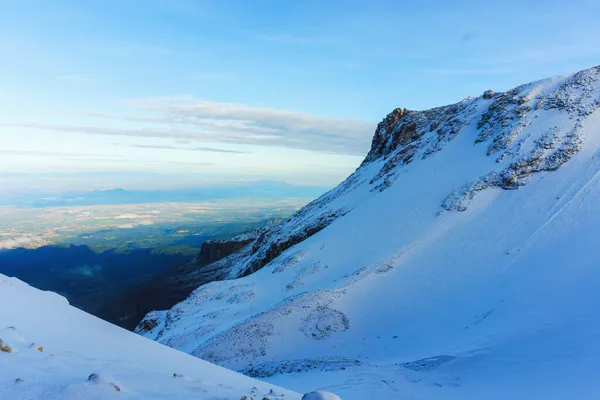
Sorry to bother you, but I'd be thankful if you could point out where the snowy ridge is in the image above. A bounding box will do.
[0,274,300,399]
[138,66,600,399]
[368,66,600,201]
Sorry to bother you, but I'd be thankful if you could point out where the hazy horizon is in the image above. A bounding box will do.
[0,171,335,195]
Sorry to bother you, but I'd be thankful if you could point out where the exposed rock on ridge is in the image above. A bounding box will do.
[363,65,600,208]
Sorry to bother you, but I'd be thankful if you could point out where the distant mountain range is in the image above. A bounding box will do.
[1,181,331,208]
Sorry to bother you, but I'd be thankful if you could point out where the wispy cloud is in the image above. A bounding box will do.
[123,143,249,154]
[9,98,375,155]
[127,97,375,155]
[60,157,213,167]
[193,146,246,154]
[0,149,213,167]
[0,149,123,158]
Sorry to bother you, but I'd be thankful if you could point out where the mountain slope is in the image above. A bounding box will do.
[139,66,600,399]
[0,274,300,399]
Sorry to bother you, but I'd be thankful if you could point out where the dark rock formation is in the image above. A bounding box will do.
[197,238,254,266]
[483,89,496,99]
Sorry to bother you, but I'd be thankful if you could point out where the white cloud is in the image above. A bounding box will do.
[9,98,375,156]
[0,236,41,250]
[116,223,134,229]
[141,98,376,155]
[119,143,249,154]
[0,149,122,158]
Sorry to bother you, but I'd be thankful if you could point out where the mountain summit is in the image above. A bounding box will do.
[137,65,600,399]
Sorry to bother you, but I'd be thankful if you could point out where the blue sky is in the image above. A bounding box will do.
[1,0,599,193]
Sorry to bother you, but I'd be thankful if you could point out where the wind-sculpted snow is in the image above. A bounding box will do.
[139,66,600,399]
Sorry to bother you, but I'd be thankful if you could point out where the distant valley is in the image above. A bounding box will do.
[0,194,318,329]
[0,197,311,251]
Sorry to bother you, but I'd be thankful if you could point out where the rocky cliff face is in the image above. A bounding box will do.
[196,236,257,266]
[137,66,600,399]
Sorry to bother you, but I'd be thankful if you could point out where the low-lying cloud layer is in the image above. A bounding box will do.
[0,236,41,250]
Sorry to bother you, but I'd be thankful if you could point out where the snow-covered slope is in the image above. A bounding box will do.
[139,66,600,399]
[0,274,301,399]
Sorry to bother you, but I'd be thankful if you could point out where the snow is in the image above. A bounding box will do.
[0,275,301,399]
[301,391,341,400]
[137,66,600,399]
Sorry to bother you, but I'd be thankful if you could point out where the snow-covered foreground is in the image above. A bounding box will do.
[137,66,600,399]
[0,275,301,399]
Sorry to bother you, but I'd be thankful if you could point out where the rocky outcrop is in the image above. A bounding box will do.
[197,238,256,266]
[363,98,481,191]
[482,89,497,100]
[363,107,407,162]
[364,65,600,206]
